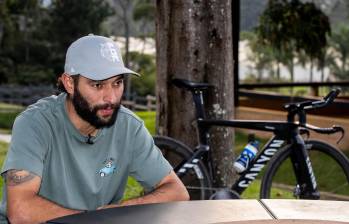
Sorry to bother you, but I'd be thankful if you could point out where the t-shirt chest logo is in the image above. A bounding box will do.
[98,158,116,177]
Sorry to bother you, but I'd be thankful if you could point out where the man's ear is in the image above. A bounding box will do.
[61,73,75,95]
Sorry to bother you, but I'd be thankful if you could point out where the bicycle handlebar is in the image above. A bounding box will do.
[284,88,341,112]
[304,88,341,110]
[324,88,341,102]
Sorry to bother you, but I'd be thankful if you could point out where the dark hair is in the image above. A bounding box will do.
[56,75,80,93]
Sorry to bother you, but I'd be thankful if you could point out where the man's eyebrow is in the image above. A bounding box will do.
[114,76,124,81]
[95,76,124,83]
[88,80,103,84]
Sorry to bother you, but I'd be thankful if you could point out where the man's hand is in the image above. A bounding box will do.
[5,169,82,224]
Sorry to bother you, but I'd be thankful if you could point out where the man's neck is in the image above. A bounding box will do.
[65,97,98,136]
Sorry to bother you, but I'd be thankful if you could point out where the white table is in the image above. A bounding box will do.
[47,199,349,224]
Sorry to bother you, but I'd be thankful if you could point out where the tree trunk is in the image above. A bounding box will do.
[156,0,235,187]
[321,67,325,82]
[276,61,280,80]
[310,59,313,82]
[122,1,132,100]
[289,58,294,94]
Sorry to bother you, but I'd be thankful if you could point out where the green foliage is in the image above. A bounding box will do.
[257,0,330,57]
[0,102,23,130]
[129,51,156,96]
[0,0,114,85]
[0,111,20,130]
[243,31,275,82]
[124,177,144,201]
[0,2,37,80]
[133,1,155,22]
[0,141,9,199]
[0,141,9,167]
[0,0,53,83]
[0,103,24,130]
[0,103,24,110]
[256,0,331,81]
[136,111,156,135]
[240,31,254,41]
[328,23,349,81]
[9,64,55,85]
[47,0,114,75]
[240,180,262,199]
[133,0,155,37]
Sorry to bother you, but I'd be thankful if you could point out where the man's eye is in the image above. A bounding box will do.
[92,83,102,88]
[114,80,123,86]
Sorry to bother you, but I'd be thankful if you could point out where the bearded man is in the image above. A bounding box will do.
[0,35,189,224]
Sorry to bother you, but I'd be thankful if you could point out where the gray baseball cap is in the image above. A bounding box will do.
[64,34,140,80]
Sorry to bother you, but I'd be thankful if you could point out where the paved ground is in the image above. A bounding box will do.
[0,134,11,143]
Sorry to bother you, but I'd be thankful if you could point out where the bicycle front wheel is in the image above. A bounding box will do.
[153,136,212,200]
[260,140,349,200]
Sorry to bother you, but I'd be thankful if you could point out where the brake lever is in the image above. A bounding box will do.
[301,124,345,144]
[333,126,345,144]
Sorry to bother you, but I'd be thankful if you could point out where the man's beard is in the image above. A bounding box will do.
[71,88,120,129]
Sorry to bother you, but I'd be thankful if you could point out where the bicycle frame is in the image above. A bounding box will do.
[193,119,318,198]
[180,88,320,198]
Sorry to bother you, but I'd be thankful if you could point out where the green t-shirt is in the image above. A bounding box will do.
[0,93,172,222]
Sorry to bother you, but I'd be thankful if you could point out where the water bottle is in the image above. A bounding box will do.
[233,136,259,173]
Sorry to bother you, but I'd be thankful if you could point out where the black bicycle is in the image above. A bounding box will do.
[154,79,349,200]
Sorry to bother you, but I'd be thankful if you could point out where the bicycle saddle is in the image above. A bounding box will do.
[172,78,213,91]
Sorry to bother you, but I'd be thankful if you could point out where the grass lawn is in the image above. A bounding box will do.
[0,103,24,111]
[135,111,156,135]
[0,112,21,131]
[0,102,24,132]
[0,141,7,199]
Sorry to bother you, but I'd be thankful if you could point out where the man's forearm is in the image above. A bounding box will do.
[5,169,83,223]
[99,183,187,210]
[99,173,189,209]
[7,194,82,224]
[121,182,186,206]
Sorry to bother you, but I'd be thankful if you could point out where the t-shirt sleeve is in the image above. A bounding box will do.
[1,114,48,177]
[129,123,172,191]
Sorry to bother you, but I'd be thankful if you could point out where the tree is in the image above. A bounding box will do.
[328,24,349,81]
[256,0,330,83]
[128,51,156,96]
[298,2,331,82]
[110,0,155,99]
[133,0,155,38]
[109,0,136,100]
[242,31,274,82]
[0,0,54,84]
[156,0,235,187]
[48,0,113,76]
[0,0,113,85]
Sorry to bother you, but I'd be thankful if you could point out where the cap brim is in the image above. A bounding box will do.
[80,67,140,81]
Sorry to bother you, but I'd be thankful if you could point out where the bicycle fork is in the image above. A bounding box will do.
[290,135,320,199]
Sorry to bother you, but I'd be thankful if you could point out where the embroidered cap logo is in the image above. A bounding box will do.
[100,42,120,63]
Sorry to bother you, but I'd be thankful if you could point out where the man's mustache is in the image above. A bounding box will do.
[93,103,119,111]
